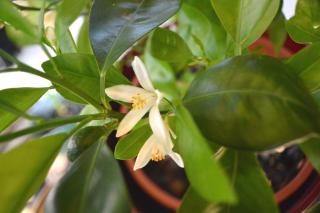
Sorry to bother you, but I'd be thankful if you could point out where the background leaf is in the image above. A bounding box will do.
[0,134,67,213]
[55,0,90,52]
[177,2,226,61]
[77,18,93,54]
[144,37,181,101]
[45,140,130,213]
[42,53,129,104]
[287,43,320,92]
[178,150,279,213]
[184,55,320,151]
[300,138,320,173]
[286,0,320,44]
[150,28,193,70]
[268,10,287,54]
[176,105,236,203]
[211,0,280,49]
[0,87,48,132]
[89,0,181,68]
[0,0,37,38]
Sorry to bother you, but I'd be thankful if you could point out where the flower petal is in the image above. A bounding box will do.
[105,85,151,103]
[132,56,155,92]
[149,105,170,143]
[116,104,153,137]
[134,135,156,170]
[169,152,184,168]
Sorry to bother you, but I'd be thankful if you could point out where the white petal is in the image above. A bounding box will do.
[132,56,155,92]
[134,135,156,170]
[116,104,152,137]
[169,152,184,168]
[149,105,170,144]
[105,85,151,103]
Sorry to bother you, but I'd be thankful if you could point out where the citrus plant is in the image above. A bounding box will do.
[0,0,320,212]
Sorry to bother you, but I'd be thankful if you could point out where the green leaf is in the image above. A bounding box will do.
[144,38,181,101]
[178,188,213,213]
[0,0,37,38]
[150,28,193,70]
[300,138,320,173]
[45,140,130,213]
[42,53,130,104]
[55,0,90,52]
[211,0,280,49]
[77,18,93,54]
[179,151,279,213]
[287,43,320,92]
[178,3,226,61]
[184,55,320,151]
[0,134,67,213]
[305,202,320,213]
[286,0,320,44]
[176,105,236,203]
[268,11,287,54]
[0,87,48,132]
[68,121,117,161]
[115,122,152,160]
[89,0,181,68]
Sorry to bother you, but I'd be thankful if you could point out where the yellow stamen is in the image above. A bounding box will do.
[150,149,165,162]
[131,94,147,110]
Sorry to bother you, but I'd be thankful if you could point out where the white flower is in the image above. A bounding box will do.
[105,56,184,169]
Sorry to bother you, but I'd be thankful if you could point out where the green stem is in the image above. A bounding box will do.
[0,68,20,72]
[234,43,242,56]
[99,70,109,110]
[0,114,104,142]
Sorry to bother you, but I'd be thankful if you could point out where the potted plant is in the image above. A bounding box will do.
[0,0,319,213]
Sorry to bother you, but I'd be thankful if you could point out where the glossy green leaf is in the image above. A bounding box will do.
[268,11,287,54]
[55,0,90,52]
[89,0,181,68]
[286,0,320,44]
[0,87,48,132]
[42,53,130,104]
[150,28,192,70]
[178,3,226,61]
[45,140,130,213]
[184,55,320,151]
[176,105,236,203]
[0,134,67,213]
[179,151,279,213]
[300,138,320,173]
[68,121,117,161]
[287,43,320,92]
[115,122,152,160]
[144,38,180,101]
[0,0,37,38]
[211,0,280,49]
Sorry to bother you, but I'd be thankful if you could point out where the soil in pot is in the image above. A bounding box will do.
[141,145,308,201]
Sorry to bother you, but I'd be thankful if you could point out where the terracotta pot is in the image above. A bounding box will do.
[123,37,320,212]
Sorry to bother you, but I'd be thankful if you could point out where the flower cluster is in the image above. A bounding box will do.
[105,56,184,170]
